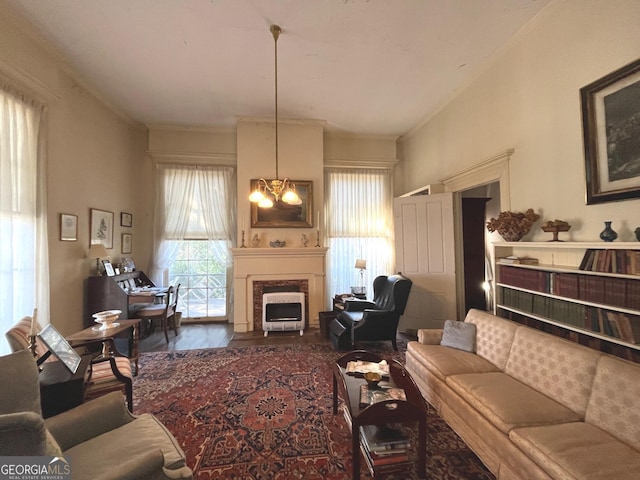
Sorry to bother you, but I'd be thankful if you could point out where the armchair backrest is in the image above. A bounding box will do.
[372,274,413,315]
[5,315,48,358]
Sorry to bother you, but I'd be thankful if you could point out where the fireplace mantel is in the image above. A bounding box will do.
[231,247,328,332]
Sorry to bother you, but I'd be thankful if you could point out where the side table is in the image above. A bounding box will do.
[40,355,91,418]
[66,319,141,375]
[332,350,427,479]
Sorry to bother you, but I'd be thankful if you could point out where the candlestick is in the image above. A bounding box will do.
[241,230,246,248]
[28,334,38,358]
[316,210,320,228]
[30,308,37,336]
[315,229,320,247]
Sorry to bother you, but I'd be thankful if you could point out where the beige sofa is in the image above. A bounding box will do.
[405,308,640,480]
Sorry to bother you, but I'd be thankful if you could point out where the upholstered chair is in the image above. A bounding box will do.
[6,315,133,411]
[0,349,193,479]
[337,274,413,350]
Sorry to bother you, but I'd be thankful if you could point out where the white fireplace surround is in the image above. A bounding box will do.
[231,247,328,333]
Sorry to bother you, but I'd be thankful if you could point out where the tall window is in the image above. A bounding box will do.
[325,168,394,300]
[0,86,48,354]
[150,164,236,321]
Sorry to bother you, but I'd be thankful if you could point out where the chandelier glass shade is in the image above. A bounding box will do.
[249,24,300,209]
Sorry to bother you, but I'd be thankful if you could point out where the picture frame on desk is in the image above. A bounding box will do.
[581,58,640,205]
[102,260,115,277]
[90,208,114,249]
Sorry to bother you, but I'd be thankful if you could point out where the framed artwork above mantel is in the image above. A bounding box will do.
[581,58,640,205]
[250,180,313,228]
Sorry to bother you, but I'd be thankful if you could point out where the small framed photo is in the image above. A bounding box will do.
[102,260,115,277]
[122,233,132,254]
[120,212,133,227]
[60,213,78,241]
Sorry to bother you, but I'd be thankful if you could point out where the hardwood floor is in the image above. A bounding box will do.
[138,321,330,353]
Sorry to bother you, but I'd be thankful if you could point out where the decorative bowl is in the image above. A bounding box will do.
[269,240,286,248]
[364,371,382,388]
[92,309,121,331]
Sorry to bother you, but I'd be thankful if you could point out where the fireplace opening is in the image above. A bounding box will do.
[262,292,305,337]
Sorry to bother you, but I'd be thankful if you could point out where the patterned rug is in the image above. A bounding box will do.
[133,342,494,479]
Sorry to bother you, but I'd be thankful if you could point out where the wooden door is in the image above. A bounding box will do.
[394,193,456,331]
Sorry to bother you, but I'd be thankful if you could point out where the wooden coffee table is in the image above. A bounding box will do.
[66,319,141,375]
[332,350,427,479]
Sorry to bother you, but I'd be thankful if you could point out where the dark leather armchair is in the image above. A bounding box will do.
[337,274,412,350]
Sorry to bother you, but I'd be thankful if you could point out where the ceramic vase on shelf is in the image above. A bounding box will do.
[599,221,618,242]
[635,227,640,242]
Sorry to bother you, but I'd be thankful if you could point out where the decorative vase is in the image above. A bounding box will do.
[599,221,618,242]
[635,227,640,242]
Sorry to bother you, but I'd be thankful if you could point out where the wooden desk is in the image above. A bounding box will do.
[40,355,92,418]
[67,319,141,375]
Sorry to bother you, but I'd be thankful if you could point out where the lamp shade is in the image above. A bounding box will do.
[354,259,367,270]
[88,243,108,259]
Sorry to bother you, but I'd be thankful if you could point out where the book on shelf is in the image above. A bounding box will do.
[360,384,406,407]
[578,249,640,275]
[360,424,410,452]
[498,256,539,265]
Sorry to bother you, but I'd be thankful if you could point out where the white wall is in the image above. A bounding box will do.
[0,7,147,337]
[399,0,640,242]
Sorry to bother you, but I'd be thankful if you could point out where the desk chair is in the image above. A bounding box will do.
[5,316,133,411]
[137,284,180,343]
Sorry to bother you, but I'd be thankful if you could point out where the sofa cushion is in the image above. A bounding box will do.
[464,309,518,370]
[447,372,581,434]
[510,422,640,480]
[407,342,500,382]
[504,326,602,418]
[64,413,187,478]
[441,320,476,352]
[586,355,640,451]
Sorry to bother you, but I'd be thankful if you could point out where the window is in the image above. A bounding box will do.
[168,240,227,319]
[150,165,235,321]
[0,86,48,354]
[325,168,394,299]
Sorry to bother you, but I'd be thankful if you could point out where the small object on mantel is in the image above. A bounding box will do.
[269,240,286,248]
[498,256,539,265]
[541,219,571,242]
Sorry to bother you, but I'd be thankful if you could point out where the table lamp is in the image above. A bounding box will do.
[88,243,108,275]
[353,259,367,296]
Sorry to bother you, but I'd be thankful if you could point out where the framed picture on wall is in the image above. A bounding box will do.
[60,213,78,241]
[581,58,640,205]
[120,212,133,227]
[122,233,132,254]
[90,208,114,249]
[250,180,313,228]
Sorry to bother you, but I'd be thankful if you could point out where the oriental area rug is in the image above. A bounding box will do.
[133,343,494,480]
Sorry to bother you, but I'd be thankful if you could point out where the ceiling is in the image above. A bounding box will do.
[3,0,552,136]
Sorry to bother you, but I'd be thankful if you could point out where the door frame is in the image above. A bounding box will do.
[439,149,513,318]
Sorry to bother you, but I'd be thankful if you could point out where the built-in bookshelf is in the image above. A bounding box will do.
[493,242,640,352]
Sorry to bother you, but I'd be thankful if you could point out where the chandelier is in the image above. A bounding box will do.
[249,24,300,209]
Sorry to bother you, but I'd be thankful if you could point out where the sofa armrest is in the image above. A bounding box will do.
[0,411,46,455]
[45,391,134,451]
[417,328,444,344]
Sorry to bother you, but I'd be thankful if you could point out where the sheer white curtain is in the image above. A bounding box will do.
[149,164,236,285]
[0,85,49,354]
[325,168,394,300]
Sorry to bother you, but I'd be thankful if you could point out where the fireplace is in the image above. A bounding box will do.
[262,292,305,336]
[231,247,328,333]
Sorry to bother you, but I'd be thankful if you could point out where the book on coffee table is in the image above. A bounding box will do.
[359,384,406,407]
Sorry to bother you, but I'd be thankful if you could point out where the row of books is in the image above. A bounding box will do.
[498,265,640,310]
[579,249,640,274]
[360,423,411,468]
[499,287,640,343]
